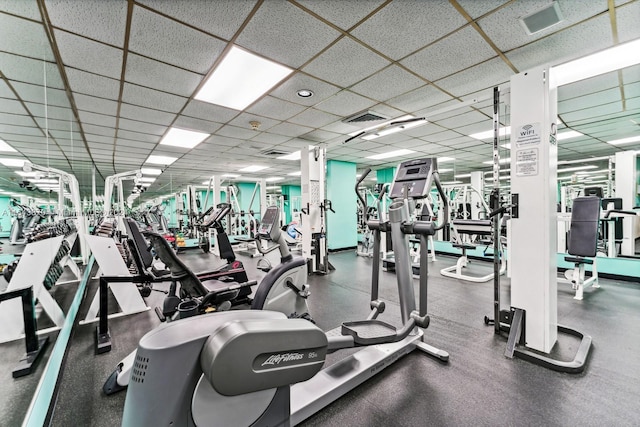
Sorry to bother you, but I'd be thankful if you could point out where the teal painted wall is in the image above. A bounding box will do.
[165,196,178,228]
[376,167,396,183]
[636,156,640,206]
[281,185,301,224]
[0,196,11,237]
[236,182,262,219]
[327,160,357,250]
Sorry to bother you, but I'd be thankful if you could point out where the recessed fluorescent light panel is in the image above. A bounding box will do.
[557,130,583,140]
[223,173,240,178]
[607,135,640,145]
[469,126,511,140]
[160,127,210,149]
[0,138,16,152]
[367,149,415,160]
[552,38,640,86]
[277,151,301,161]
[265,177,283,182]
[140,168,162,175]
[239,165,268,172]
[438,157,455,163]
[287,171,302,176]
[138,177,156,183]
[195,46,293,111]
[558,165,597,173]
[146,155,177,165]
[361,118,427,141]
[0,158,26,167]
[347,115,414,137]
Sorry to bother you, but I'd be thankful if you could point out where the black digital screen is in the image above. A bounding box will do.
[261,207,278,226]
[406,168,420,174]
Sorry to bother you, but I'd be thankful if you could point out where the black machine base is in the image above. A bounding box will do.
[103,366,127,395]
[485,308,592,374]
[96,326,112,354]
[13,336,49,378]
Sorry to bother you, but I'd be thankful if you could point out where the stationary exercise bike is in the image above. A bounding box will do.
[103,205,312,395]
[121,158,450,426]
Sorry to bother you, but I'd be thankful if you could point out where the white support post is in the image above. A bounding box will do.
[614,151,639,256]
[509,66,558,353]
[259,178,267,215]
[301,146,326,270]
[470,171,484,219]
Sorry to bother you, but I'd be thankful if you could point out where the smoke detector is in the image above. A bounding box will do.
[519,2,564,35]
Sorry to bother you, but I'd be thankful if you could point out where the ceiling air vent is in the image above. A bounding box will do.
[260,149,289,156]
[519,2,564,35]
[342,109,388,124]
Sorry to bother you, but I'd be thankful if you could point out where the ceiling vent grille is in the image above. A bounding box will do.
[342,110,388,124]
[260,149,289,156]
[519,2,564,35]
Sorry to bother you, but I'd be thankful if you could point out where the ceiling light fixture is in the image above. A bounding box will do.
[145,155,177,165]
[296,89,314,98]
[552,38,640,86]
[558,165,597,173]
[137,177,156,183]
[287,171,302,176]
[195,45,293,111]
[469,126,511,140]
[0,138,17,152]
[265,177,283,182]
[0,158,26,167]
[438,157,455,163]
[239,165,268,172]
[454,173,471,178]
[607,135,640,145]
[557,130,583,140]
[160,127,210,149]
[367,149,415,160]
[360,117,428,141]
[140,167,162,175]
[277,151,301,161]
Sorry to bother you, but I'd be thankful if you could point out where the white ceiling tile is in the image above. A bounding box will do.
[402,26,498,82]
[561,101,624,123]
[122,83,187,113]
[25,102,72,120]
[83,123,115,137]
[250,132,291,145]
[0,124,42,136]
[10,82,70,108]
[0,13,53,60]
[125,53,202,96]
[559,88,622,114]
[173,116,222,134]
[297,0,385,30]
[314,90,375,117]
[182,100,239,122]
[246,96,307,121]
[298,129,341,143]
[215,124,259,140]
[288,108,340,128]
[435,58,514,98]
[236,1,340,68]
[35,117,77,131]
[617,1,640,43]
[387,84,453,113]
[75,94,118,115]
[350,65,425,101]
[0,98,26,116]
[506,14,613,72]
[119,103,176,126]
[46,0,127,46]
[350,1,467,60]
[227,113,280,132]
[320,121,360,134]
[85,133,114,144]
[433,110,489,129]
[129,5,226,74]
[268,122,315,138]
[54,29,123,78]
[65,68,120,99]
[0,113,35,127]
[558,71,619,100]
[455,0,509,19]
[622,64,640,84]
[78,110,116,127]
[137,0,256,41]
[270,73,340,107]
[118,117,166,135]
[0,53,65,89]
[303,37,390,87]
[0,0,42,21]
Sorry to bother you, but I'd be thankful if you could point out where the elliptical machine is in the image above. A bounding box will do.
[121,158,450,426]
[103,205,312,395]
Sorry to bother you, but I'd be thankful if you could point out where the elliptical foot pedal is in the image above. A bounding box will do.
[341,320,397,345]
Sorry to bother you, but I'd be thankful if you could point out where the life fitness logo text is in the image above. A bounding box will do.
[261,352,304,366]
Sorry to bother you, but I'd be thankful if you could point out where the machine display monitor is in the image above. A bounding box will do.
[389,158,434,199]
[257,206,279,237]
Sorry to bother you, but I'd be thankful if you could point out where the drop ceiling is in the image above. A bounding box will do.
[0,0,638,200]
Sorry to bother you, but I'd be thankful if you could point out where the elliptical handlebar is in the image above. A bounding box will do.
[355,168,372,209]
[432,172,449,231]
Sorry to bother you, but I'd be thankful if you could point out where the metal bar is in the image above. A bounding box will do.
[492,86,501,335]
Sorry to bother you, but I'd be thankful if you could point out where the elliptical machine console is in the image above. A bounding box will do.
[121,160,449,427]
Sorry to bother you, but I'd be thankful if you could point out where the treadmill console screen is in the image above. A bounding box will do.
[389,158,435,199]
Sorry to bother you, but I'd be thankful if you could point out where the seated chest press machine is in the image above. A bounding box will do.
[121,158,450,427]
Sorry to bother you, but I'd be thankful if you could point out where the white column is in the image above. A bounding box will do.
[509,67,558,353]
[615,151,639,255]
[470,171,484,219]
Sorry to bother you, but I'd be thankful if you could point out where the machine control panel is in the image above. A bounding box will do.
[389,158,436,199]
[257,206,279,240]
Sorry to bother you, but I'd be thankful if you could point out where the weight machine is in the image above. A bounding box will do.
[103,169,142,234]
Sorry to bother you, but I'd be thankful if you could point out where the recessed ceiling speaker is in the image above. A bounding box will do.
[519,2,564,35]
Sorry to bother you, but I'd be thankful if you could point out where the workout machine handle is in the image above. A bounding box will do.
[488,204,515,218]
[355,168,372,209]
[432,172,448,231]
